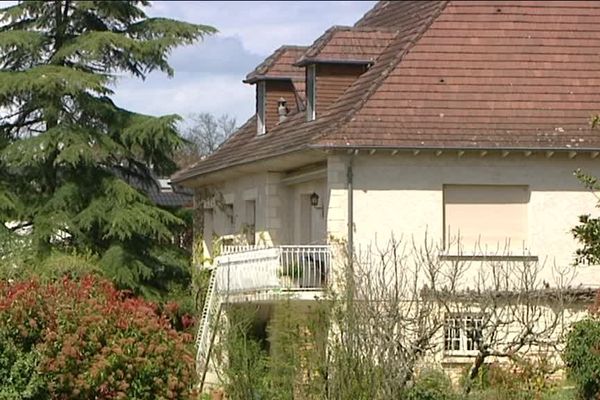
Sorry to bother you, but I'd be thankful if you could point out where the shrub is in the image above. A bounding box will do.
[564,317,600,400]
[404,368,457,400]
[215,307,271,400]
[0,275,196,399]
[464,356,560,400]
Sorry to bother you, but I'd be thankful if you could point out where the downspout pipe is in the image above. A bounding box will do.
[347,155,354,272]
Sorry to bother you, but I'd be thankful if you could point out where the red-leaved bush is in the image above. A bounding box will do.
[0,275,196,399]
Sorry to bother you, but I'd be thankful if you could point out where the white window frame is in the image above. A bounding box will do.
[444,313,484,356]
[306,64,316,121]
[256,80,266,135]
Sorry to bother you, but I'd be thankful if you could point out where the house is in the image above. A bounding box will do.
[172,0,600,389]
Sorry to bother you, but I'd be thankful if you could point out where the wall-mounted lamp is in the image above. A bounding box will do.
[310,192,319,207]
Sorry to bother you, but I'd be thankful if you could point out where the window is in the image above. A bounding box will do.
[443,185,529,255]
[203,208,214,260]
[444,314,483,354]
[306,64,316,121]
[224,203,234,234]
[256,81,266,135]
[245,200,256,245]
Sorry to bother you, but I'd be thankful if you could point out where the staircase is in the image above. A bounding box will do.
[195,268,222,391]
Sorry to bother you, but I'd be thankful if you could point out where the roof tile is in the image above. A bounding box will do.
[296,26,397,65]
[174,0,600,183]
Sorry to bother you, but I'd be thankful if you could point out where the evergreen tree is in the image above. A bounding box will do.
[0,1,215,298]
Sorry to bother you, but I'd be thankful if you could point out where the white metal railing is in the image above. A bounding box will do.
[221,244,267,255]
[215,245,331,294]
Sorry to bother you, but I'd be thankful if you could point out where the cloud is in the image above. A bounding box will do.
[113,72,256,124]
[111,34,262,123]
[145,1,376,55]
[168,36,263,76]
[113,1,376,124]
[0,1,376,126]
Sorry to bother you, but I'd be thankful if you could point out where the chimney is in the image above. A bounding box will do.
[277,97,289,123]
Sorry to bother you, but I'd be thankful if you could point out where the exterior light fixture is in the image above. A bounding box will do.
[310,192,319,207]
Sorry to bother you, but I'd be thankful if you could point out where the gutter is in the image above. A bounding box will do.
[173,143,600,186]
[308,144,600,153]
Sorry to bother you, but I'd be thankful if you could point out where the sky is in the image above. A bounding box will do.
[111,1,377,127]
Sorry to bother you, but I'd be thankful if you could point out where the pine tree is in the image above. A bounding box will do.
[0,1,216,298]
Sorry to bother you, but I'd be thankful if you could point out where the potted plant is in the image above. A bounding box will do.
[277,262,303,288]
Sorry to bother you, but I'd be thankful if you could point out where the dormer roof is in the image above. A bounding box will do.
[295,26,398,66]
[244,45,307,83]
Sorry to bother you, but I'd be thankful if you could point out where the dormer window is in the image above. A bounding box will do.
[306,64,316,121]
[256,80,266,135]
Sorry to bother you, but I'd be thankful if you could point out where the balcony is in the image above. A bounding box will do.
[214,245,331,298]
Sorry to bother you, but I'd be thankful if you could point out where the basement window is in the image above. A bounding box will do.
[444,314,483,355]
[256,80,266,135]
[306,64,316,121]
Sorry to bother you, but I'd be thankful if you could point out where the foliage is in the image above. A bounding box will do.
[572,110,600,266]
[571,169,600,265]
[277,263,304,279]
[564,316,600,400]
[404,368,457,400]
[216,306,270,400]
[0,244,100,282]
[267,303,300,399]
[0,275,196,399]
[175,113,237,168]
[0,1,215,299]
[466,358,560,400]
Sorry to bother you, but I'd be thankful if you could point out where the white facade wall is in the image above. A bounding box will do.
[200,152,600,288]
[328,152,600,288]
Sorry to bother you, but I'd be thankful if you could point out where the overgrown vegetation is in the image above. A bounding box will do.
[0,275,196,399]
[0,0,215,300]
[210,238,579,400]
[564,291,600,400]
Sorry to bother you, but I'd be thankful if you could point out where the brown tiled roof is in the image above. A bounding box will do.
[173,0,600,183]
[244,45,306,82]
[317,0,600,149]
[173,1,443,183]
[296,26,398,65]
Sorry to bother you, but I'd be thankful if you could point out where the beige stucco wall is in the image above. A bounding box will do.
[199,172,287,259]
[197,170,328,261]
[326,152,600,288]
[285,178,327,244]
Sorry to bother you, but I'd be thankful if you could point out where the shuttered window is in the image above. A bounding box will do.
[306,64,316,121]
[256,81,266,135]
[443,185,529,254]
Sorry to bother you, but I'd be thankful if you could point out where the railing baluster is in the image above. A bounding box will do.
[215,245,330,293]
